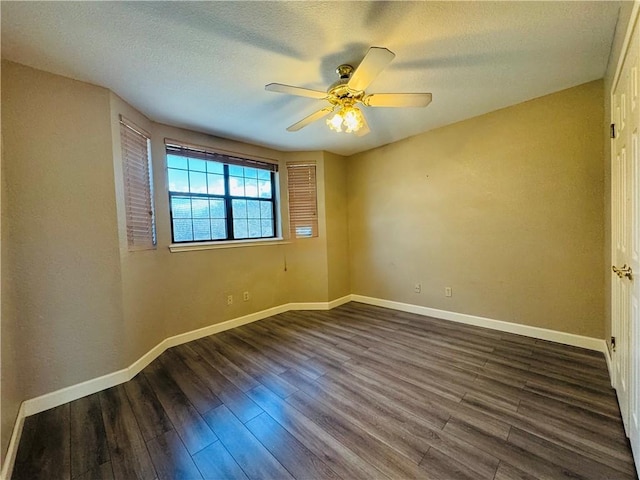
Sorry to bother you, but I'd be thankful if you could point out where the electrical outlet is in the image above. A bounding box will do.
[445,287,452,297]
[414,283,421,293]
[243,291,250,301]
[227,294,233,305]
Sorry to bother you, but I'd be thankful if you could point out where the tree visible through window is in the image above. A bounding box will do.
[165,142,278,243]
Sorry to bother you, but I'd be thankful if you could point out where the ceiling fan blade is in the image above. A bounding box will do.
[363,93,432,108]
[348,47,396,92]
[355,111,370,137]
[286,105,335,132]
[265,83,328,99]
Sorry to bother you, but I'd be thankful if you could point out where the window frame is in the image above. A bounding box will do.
[165,141,280,245]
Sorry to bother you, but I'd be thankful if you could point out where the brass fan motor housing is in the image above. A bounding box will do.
[328,64,364,103]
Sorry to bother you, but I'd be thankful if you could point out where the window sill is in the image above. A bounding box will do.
[169,237,289,252]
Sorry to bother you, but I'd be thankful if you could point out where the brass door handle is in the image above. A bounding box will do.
[612,264,633,280]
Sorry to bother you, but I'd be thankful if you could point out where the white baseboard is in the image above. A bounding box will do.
[22,368,129,418]
[22,303,296,419]
[163,304,292,351]
[603,342,614,386]
[327,295,352,309]
[0,403,25,480]
[2,293,610,479]
[289,295,351,311]
[350,295,608,353]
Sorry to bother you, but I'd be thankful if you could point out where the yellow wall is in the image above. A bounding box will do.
[347,80,605,338]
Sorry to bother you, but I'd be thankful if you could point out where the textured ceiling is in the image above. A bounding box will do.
[1,1,622,156]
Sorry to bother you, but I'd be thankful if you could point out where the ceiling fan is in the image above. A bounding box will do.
[265,47,432,136]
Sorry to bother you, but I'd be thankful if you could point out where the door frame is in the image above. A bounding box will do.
[610,1,640,471]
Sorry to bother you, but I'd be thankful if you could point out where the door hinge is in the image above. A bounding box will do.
[611,123,616,139]
[611,336,616,351]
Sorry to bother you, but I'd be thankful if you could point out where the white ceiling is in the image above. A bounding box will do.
[1,1,622,156]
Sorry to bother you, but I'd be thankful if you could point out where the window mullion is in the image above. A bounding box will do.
[224,164,234,240]
[271,171,277,235]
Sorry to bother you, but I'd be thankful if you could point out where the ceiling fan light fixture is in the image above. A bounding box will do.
[327,111,344,132]
[326,105,364,134]
[343,106,364,133]
[267,46,431,136]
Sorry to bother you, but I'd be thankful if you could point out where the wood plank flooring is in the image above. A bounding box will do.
[11,302,638,479]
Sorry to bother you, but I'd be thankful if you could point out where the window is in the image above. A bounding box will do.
[120,116,156,250]
[287,162,318,238]
[165,141,278,243]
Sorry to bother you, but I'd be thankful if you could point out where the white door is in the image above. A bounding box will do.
[611,13,639,466]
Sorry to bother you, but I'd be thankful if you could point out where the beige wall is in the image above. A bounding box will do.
[283,151,329,302]
[348,80,605,338]
[0,62,21,466]
[604,3,636,351]
[280,150,351,304]
[0,63,328,465]
[0,59,126,452]
[324,151,350,301]
[149,122,291,339]
[109,94,163,367]
[0,56,612,464]
[110,101,293,358]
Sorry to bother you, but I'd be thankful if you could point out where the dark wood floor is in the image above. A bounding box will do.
[12,302,638,480]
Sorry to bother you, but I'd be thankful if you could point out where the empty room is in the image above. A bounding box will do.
[1,1,639,479]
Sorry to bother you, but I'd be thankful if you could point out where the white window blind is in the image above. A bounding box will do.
[120,116,156,250]
[287,162,318,238]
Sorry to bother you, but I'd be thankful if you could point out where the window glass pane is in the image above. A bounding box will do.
[207,174,225,195]
[245,178,258,197]
[248,219,261,238]
[173,219,193,242]
[257,169,271,181]
[229,165,244,177]
[189,171,207,194]
[258,180,272,199]
[210,199,225,218]
[188,158,207,172]
[260,201,273,219]
[232,199,247,218]
[206,161,224,174]
[233,219,248,238]
[244,167,258,179]
[247,200,260,218]
[171,196,192,218]
[168,168,190,192]
[211,219,226,239]
[191,198,209,218]
[229,176,245,196]
[167,154,188,170]
[193,219,211,240]
[261,219,274,237]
